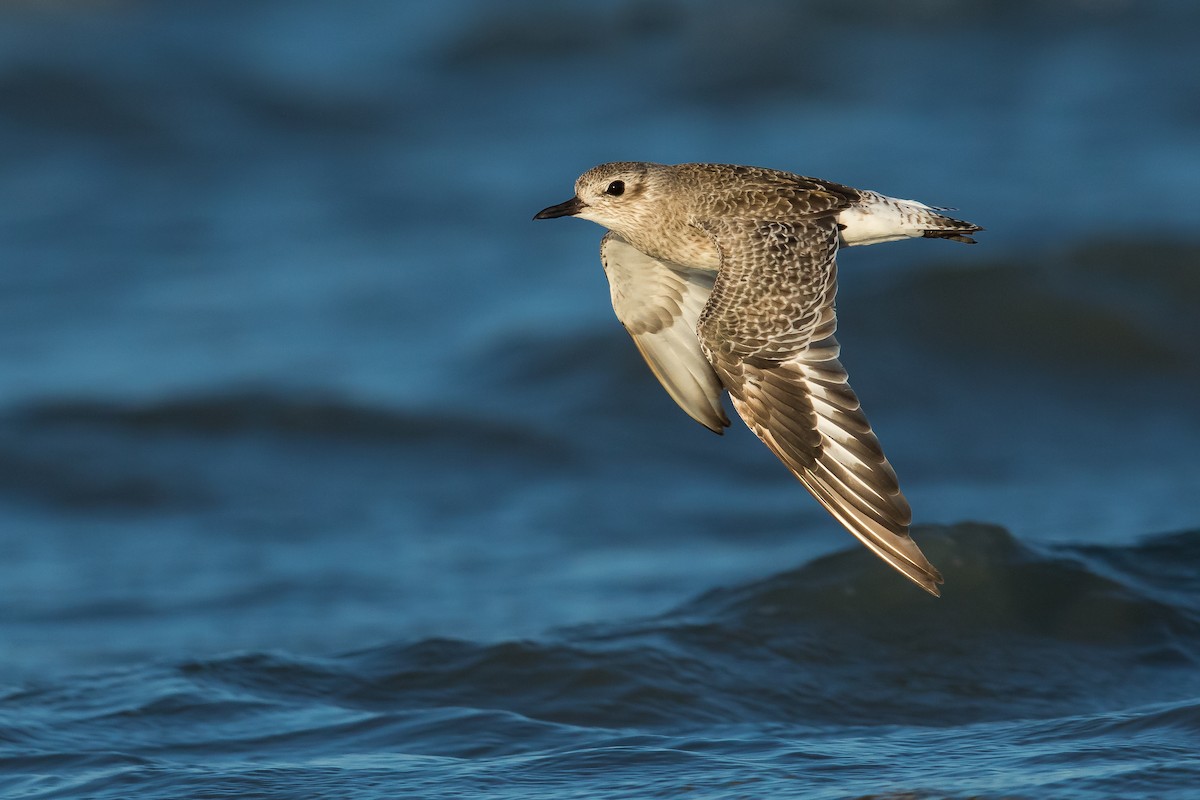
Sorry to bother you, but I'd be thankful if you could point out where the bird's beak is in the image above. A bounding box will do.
[533,196,585,220]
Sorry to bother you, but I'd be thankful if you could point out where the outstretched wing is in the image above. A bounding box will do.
[600,232,729,433]
[697,218,942,595]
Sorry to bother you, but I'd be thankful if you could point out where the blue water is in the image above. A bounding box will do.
[2,2,1199,798]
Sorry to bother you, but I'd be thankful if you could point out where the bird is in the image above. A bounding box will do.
[534,162,981,596]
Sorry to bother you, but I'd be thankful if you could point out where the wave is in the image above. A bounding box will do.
[852,240,1200,380]
[0,388,575,512]
[4,389,552,444]
[96,524,1193,733]
[3,524,1198,799]
[331,524,1198,730]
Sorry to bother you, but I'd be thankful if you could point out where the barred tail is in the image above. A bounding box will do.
[922,215,982,244]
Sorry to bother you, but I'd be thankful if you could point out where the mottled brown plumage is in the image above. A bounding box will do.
[535,162,982,595]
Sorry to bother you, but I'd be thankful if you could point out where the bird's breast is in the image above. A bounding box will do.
[624,219,721,271]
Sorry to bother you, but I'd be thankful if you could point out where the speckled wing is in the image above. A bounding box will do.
[600,233,730,433]
[696,218,943,595]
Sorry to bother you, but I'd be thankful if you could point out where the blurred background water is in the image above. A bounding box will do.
[1,1,1199,798]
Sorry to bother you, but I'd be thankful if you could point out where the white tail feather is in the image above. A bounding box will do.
[838,191,979,247]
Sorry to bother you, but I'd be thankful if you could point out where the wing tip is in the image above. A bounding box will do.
[913,568,944,598]
[873,539,945,597]
[700,412,732,434]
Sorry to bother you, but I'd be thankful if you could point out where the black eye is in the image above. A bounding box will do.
[604,180,625,196]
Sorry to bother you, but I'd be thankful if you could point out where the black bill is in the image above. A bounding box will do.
[533,196,585,220]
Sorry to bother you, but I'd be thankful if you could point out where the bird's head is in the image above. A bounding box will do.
[534,162,662,238]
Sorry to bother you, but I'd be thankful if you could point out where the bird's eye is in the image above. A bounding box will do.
[604,180,625,197]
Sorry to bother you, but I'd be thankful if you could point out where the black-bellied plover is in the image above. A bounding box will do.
[535,162,981,596]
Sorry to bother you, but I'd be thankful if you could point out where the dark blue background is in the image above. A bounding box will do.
[1,2,1198,798]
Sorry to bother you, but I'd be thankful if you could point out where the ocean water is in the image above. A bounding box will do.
[1,1,1199,798]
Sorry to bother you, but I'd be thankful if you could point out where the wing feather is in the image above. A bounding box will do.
[697,218,943,595]
[600,233,729,433]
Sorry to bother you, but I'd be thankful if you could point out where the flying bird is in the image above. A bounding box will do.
[534,162,980,595]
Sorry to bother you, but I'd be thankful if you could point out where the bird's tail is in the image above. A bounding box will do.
[920,212,982,244]
[838,191,982,247]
